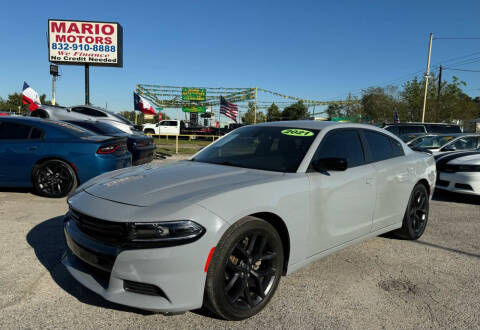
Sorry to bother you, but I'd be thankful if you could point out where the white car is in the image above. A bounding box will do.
[143,120,181,135]
[435,151,480,195]
[63,121,436,320]
[409,133,480,154]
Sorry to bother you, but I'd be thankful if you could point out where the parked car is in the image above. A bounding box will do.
[383,122,462,137]
[399,132,428,144]
[435,151,480,196]
[63,121,435,319]
[143,120,214,136]
[30,105,137,134]
[65,120,156,166]
[0,117,132,197]
[409,134,480,154]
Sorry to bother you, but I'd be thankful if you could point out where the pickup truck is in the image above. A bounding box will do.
[143,120,214,136]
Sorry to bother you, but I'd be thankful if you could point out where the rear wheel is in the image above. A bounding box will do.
[144,129,155,135]
[394,183,429,240]
[32,160,77,198]
[204,217,284,320]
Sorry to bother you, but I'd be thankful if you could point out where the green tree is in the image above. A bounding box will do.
[242,102,266,124]
[361,86,399,123]
[0,92,52,114]
[326,103,343,118]
[281,101,309,120]
[266,103,281,122]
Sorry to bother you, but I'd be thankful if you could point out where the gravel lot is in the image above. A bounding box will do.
[0,165,479,329]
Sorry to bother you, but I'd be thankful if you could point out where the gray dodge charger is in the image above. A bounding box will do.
[63,121,436,320]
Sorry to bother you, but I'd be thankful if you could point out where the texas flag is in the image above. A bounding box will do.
[134,92,156,115]
[22,82,41,112]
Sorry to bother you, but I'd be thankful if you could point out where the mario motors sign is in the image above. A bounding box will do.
[48,19,123,67]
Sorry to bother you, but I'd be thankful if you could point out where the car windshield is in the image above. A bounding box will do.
[411,135,456,149]
[192,126,319,173]
[67,121,125,135]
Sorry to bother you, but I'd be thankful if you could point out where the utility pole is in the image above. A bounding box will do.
[254,87,258,124]
[49,64,59,105]
[85,64,90,105]
[437,65,442,101]
[421,33,433,123]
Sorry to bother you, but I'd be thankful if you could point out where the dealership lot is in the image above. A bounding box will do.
[0,180,479,328]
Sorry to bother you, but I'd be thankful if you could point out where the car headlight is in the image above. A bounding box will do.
[127,220,205,248]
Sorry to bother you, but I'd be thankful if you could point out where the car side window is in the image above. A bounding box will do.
[30,127,44,139]
[390,138,404,157]
[363,130,394,162]
[447,136,480,151]
[314,129,365,168]
[0,122,32,139]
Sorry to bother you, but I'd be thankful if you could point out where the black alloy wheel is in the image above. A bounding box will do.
[204,217,284,320]
[394,183,429,240]
[32,160,77,198]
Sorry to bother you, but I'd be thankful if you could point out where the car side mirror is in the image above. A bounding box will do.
[313,158,348,172]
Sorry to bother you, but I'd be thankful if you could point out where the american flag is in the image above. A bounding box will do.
[393,111,400,123]
[220,96,238,122]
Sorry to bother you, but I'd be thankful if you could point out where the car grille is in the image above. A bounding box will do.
[123,280,169,299]
[437,179,449,187]
[455,183,473,191]
[70,209,130,245]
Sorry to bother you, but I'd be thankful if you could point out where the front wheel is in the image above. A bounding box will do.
[204,217,284,320]
[144,129,155,135]
[394,183,429,240]
[32,160,78,198]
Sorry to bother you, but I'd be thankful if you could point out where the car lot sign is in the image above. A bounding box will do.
[48,19,123,67]
[182,88,206,101]
[182,106,206,113]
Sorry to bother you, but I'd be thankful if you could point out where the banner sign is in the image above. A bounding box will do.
[182,88,206,101]
[48,19,123,67]
[182,106,206,113]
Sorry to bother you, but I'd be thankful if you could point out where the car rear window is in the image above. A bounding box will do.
[46,121,95,137]
[425,124,462,134]
[399,126,426,135]
[67,121,124,135]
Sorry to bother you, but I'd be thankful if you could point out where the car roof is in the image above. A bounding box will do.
[384,122,458,126]
[256,120,355,129]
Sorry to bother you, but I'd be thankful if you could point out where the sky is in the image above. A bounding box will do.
[0,0,479,119]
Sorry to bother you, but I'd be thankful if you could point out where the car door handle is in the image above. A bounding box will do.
[29,146,37,151]
[366,176,376,185]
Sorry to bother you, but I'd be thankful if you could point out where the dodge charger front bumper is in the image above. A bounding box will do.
[62,207,227,313]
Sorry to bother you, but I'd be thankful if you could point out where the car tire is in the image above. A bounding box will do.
[144,129,155,135]
[394,183,429,240]
[32,159,78,198]
[204,216,284,320]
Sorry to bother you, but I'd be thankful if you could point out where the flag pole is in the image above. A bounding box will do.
[135,110,138,125]
[254,87,257,124]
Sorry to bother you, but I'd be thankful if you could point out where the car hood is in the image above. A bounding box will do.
[83,161,282,207]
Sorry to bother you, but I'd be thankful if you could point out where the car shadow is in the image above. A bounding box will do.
[0,186,35,194]
[432,189,480,205]
[26,216,154,315]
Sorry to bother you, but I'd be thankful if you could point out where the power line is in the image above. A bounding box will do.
[444,67,480,72]
[333,51,480,99]
[433,37,480,40]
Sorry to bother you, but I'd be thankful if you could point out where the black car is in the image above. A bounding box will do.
[65,120,156,165]
[383,123,462,137]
